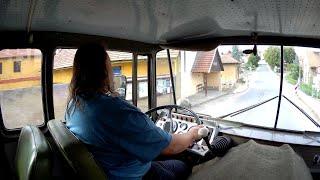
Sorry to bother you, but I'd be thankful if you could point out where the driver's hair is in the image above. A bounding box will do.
[66,43,114,115]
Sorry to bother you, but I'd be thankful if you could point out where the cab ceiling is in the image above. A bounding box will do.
[1,0,320,50]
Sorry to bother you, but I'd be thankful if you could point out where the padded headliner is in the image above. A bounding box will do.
[1,0,320,46]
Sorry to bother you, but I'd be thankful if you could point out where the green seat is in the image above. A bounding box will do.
[47,120,107,179]
[15,125,52,180]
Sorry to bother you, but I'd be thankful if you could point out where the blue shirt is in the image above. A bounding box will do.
[66,93,172,179]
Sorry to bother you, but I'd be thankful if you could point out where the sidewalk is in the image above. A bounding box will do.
[297,90,320,120]
[187,89,229,107]
[187,82,249,107]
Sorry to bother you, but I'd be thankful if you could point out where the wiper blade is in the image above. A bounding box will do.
[282,95,320,128]
[218,96,279,119]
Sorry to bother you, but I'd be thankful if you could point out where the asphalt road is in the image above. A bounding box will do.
[192,63,320,132]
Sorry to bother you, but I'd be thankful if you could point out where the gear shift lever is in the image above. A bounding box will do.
[197,127,215,153]
[197,127,209,139]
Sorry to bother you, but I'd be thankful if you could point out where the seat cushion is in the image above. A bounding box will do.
[15,125,52,180]
[47,120,107,179]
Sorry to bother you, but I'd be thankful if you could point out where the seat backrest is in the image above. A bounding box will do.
[47,120,107,180]
[15,125,52,180]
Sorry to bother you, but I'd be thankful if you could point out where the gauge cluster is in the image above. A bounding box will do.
[155,117,198,134]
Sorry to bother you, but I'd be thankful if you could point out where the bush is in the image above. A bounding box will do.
[285,75,297,85]
[300,83,313,96]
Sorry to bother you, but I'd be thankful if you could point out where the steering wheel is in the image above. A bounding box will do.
[145,105,212,154]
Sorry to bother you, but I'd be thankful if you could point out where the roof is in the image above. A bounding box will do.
[221,53,241,64]
[54,49,179,69]
[2,1,320,49]
[0,49,41,59]
[192,49,224,73]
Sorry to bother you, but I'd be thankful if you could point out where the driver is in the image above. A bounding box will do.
[66,44,202,180]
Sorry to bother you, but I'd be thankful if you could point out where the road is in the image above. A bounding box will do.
[192,63,320,132]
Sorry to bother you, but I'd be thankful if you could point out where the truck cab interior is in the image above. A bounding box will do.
[1,0,320,179]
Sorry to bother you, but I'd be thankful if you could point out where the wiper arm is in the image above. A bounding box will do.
[218,96,279,119]
[282,95,320,128]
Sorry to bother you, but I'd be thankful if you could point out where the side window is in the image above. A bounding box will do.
[53,49,133,120]
[136,55,149,112]
[0,49,43,129]
[156,50,177,106]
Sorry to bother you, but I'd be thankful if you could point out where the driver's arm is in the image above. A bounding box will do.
[161,126,201,155]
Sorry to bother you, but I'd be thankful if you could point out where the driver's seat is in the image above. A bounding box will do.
[47,120,107,179]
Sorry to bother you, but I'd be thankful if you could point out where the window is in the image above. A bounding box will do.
[177,45,280,128]
[0,49,43,129]
[13,61,21,72]
[112,66,121,75]
[53,49,133,120]
[156,50,175,106]
[278,46,320,132]
[0,62,2,74]
[135,55,149,112]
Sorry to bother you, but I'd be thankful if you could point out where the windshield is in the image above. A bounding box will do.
[169,45,320,132]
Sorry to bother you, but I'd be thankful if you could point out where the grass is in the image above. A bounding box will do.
[300,83,313,96]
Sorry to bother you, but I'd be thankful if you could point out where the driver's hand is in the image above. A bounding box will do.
[188,125,204,141]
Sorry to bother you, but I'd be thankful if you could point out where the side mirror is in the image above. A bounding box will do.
[113,75,127,99]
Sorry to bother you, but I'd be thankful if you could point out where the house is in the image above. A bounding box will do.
[302,50,320,90]
[175,49,241,100]
[220,51,241,89]
[191,49,224,94]
[0,49,42,91]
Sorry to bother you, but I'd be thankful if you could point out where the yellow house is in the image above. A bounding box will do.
[53,49,179,84]
[0,49,42,91]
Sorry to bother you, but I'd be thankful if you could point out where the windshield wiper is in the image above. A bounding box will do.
[218,96,279,119]
[282,95,320,128]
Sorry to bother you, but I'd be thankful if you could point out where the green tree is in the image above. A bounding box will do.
[245,54,260,70]
[264,47,280,69]
[284,47,297,64]
[232,45,242,61]
[287,63,299,80]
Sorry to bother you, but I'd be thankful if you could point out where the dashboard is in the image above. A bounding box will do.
[155,116,219,156]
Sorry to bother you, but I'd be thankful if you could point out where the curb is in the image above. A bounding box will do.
[190,83,250,108]
[296,92,320,121]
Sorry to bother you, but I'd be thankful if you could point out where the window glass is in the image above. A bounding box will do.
[0,49,43,129]
[136,55,149,112]
[278,46,320,132]
[13,61,21,72]
[177,46,280,128]
[53,49,133,120]
[156,50,176,106]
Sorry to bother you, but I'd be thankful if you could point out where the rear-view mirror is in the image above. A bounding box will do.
[114,75,127,99]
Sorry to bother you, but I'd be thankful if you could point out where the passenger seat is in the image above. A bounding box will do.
[47,120,107,179]
[15,125,52,180]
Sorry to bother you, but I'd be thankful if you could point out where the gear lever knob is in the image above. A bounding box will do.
[197,127,209,139]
